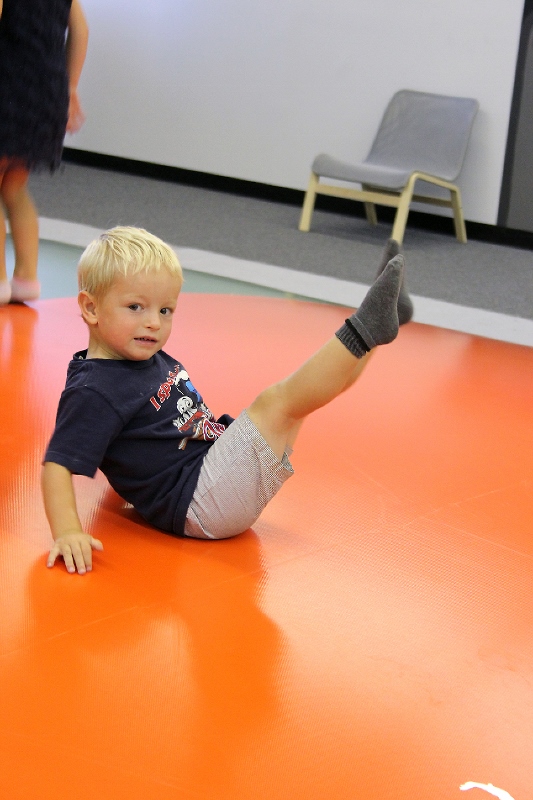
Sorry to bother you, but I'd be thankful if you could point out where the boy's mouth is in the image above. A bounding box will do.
[135,337,157,343]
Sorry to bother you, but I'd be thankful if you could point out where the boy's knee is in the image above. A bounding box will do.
[249,383,295,429]
[247,384,299,461]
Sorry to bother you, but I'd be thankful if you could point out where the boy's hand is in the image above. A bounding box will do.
[47,532,103,575]
[42,464,100,574]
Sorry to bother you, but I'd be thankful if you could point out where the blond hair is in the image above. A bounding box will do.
[78,226,183,296]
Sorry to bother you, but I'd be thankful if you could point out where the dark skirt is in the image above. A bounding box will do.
[0,0,73,171]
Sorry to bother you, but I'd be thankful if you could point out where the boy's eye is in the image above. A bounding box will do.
[160,307,174,316]
[128,304,141,311]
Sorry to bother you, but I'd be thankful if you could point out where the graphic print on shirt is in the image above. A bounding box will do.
[150,363,226,449]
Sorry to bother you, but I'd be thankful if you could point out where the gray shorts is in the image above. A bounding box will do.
[183,409,294,540]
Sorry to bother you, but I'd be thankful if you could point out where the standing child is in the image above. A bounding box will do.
[0,0,88,305]
[42,228,413,575]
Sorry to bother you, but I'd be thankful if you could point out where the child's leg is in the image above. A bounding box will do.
[184,409,295,540]
[0,165,40,298]
[0,164,9,301]
[0,202,8,285]
[266,348,373,455]
[183,251,408,541]
[0,159,7,281]
[247,256,404,459]
[184,346,374,540]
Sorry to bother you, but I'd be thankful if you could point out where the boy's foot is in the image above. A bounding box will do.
[376,239,413,325]
[10,277,40,303]
[336,255,404,357]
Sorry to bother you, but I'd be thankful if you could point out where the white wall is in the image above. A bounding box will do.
[70,0,524,225]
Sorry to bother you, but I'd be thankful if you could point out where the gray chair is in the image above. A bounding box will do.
[299,89,479,243]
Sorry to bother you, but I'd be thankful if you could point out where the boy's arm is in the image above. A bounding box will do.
[42,461,103,575]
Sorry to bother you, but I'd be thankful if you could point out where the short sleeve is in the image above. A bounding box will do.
[44,387,124,477]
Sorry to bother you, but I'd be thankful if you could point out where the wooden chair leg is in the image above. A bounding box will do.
[391,180,415,244]
[299,173,319,232]
[450,186,467,243]
[362,186,378,225]
[364,203,378,225]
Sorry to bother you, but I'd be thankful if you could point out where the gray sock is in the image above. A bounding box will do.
[335,255,404,357]
[376,239,413,325]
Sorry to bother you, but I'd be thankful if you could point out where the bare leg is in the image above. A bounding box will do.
[0,163,10,303]
[247,340,373,459]
[0,202,7,284]
[282,351,372,452]
[0,165,39,281]
[247,253,407,460]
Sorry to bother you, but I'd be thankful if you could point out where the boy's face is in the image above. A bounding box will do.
[80,269,182,360]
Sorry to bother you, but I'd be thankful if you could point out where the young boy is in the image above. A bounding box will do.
[42,227,413,575]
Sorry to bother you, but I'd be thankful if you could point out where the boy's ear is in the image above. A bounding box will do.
[78,291,99,326]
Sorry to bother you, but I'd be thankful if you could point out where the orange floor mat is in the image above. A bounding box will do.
[0,295,532,800]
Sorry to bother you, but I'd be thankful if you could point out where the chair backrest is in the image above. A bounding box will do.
[365,90,479,181]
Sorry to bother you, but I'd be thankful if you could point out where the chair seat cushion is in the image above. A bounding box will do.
[312,153,413,190]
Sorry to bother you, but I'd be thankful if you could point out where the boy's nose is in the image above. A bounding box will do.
[145,310,161,329]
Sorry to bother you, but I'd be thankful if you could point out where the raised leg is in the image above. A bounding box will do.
[247,257,404,459]
[247,341,373,460]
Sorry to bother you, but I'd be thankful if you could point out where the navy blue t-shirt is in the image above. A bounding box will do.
[44,350,233,536]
